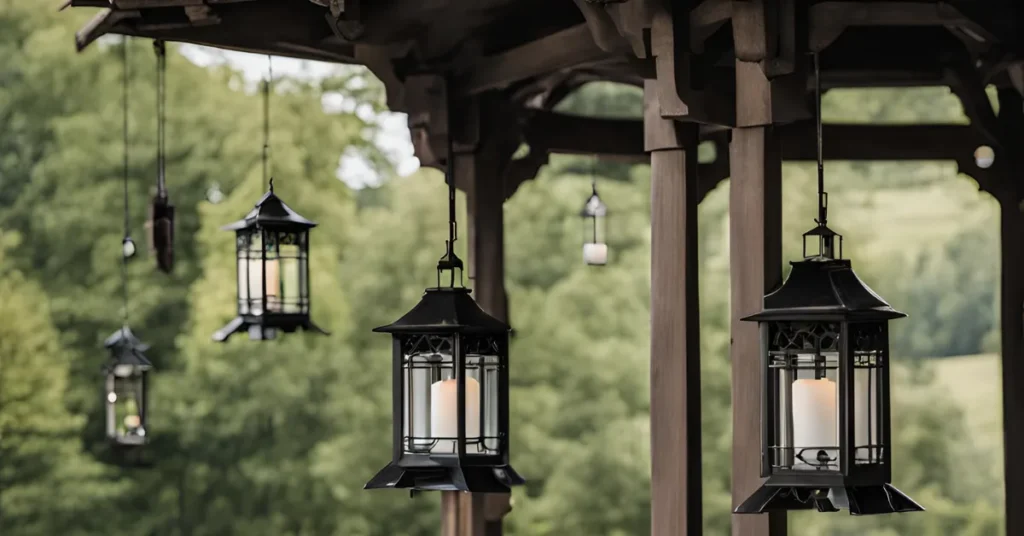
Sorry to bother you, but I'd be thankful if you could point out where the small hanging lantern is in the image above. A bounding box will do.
[212,180,326,341]
[213,56,326,342]
[580,161,608,266]
[103,327,152,447]
[365,118,523,493]
[734,53,923,516]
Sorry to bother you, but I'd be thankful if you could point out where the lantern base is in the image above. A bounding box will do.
[212,315,328,342]
[364,462,524,493]
[735,483,924,515]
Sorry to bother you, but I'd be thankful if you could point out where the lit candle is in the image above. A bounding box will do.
[791,378,837,467]
[247,259,281,313]
[583,243,608,265]
[430,377,480,454]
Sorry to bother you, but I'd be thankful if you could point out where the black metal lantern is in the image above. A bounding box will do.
[365,125,523,493]
[213,180,326,341]
[103,327,152,447]
[580,181,608,266]
[735,52,922,515]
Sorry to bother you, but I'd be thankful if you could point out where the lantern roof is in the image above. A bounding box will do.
[580,192,607,218]
[104,326,151,353]
[104,327,153,370]
[374,287,509,334]
[222,185,317,231]
[743,259,905,322]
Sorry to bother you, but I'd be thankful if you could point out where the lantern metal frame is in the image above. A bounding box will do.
[363,275,524,493]
[365,105,523,493]
[735,51,922,515]
[103,326,152,448]
[213,181,327,342]
[580,179,609,266]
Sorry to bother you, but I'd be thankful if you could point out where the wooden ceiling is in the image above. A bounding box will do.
[67,1,1024,120]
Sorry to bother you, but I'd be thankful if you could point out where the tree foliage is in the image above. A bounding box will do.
[0,5,1006,536]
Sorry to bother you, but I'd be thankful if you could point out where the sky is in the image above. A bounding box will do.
[179,45,421,189]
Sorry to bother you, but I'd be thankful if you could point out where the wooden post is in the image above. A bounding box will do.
[997,88,1024,536]
[445,92,520,536]
[645,81,703,536]
[730,60,786,536]
[999,193,1023,536]
[468,151,513,536]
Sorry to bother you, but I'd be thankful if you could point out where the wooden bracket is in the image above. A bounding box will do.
[946,61,1004,149]
[651,4,734,126]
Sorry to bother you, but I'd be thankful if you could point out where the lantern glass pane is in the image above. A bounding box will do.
[106,372,146,443]
[236,231,252,315]
[401,335,456,454]
[275,231,304,314]
[851,322,887,465]
[768,321,841,472]
[466,335,502,455]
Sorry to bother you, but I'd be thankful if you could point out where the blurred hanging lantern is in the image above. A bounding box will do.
[103,327,152,447]
[734,53,923,516]
[147,40,175,273]
[213,56,327,342]
[104,36,154,457]
[365,115,523,493]
[580,161,608,266]
[212,180,326,341]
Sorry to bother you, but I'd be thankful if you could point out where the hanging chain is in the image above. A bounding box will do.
[155,40,167,197]
[263,55,272,188]
[435,79,462,288]
[121,35,131,326]
[814,51,828,227]
[590,154,598,194]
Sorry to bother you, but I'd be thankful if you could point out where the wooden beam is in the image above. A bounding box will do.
[522,110,988,162]
[730,62,786,536]
[461,24,609,95]
[809,1,998,51]
[645,82,703,536]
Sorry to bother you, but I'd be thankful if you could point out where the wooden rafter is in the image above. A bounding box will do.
[459,24,610,95]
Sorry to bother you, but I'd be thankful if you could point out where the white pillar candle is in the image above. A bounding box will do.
[583,243,608,265]
[791,378,837,467]
[430,377,480,453]
[247,259,280,313]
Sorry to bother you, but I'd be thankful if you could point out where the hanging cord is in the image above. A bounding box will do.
[590,154,598,194]
[263,55,272,187]
[155,40,166,197]
[435,78,462,289]
[121,35,131,327]
[814,51,827,227]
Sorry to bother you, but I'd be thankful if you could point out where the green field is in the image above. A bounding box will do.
[931,353,1003,448]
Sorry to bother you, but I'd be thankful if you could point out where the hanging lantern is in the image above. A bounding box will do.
[213,181,327,341]
[734,52,922,516]
[580,184,608,266]
[365,125,523,493]
[103,327,152,447]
